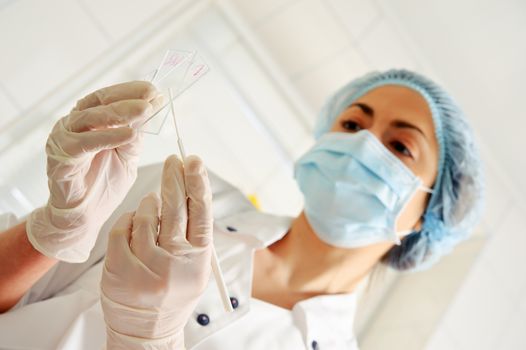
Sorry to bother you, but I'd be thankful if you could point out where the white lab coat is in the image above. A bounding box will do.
[0,163,359,350]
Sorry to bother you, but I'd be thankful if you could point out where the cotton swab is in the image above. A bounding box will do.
[168,88,234,313]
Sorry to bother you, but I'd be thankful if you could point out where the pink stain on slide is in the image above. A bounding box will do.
[164,53,185,67]
[192,64,205,77]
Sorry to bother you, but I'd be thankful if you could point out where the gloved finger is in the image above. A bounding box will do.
[109,94,163,161]
[130,192,161,262]
[184,155,213,248]
[105,212,134,273]
[106,95,166,158]
[129,93,166,129]
[158,155,191,253]
[59,125,137,156]
[67,99,153,132]
[74,81,160,111]
[149,93,165,114]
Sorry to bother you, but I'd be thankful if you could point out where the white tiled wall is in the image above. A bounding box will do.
[0,86,19,130]
[355,19,419,71]
[78,0,173,41]
[255,0,351,78]
[0,0,523,348]
[426,204,526,350]
[427,259,513,349]
[326,0,380,40]
[479,144,515,234]
[357,236,486,350]
[293,46,369,112]
[232,0,424,114]
[498,300,526,350]
[0,0,110,110]
[481,207,526,302]
[229,0,301,27]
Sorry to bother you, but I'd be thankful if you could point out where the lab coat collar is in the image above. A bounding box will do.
[292,292,357,347]
[214,209,294,249]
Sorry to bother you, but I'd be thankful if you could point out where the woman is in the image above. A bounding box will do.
[0,69,483,349]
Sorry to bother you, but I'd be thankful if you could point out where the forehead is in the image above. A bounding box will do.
[353,85,433,124]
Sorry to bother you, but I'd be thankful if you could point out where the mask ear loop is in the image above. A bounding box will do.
[419,185,434,194]
[393,182,435,244]
[392,179,431,245]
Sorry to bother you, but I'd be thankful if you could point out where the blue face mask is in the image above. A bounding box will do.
[294,131,433,248]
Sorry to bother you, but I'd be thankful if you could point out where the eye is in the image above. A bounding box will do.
[341,120,363,132]
[391,141,413,158]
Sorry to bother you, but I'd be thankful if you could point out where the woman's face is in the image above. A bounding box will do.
[329,85,440,233]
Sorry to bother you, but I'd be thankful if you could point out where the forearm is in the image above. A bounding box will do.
[0,221,57,312]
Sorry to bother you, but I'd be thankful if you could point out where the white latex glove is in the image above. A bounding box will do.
[26,81,164,263]
[101,155,213,350]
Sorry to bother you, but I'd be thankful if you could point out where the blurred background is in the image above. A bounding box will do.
[0,0,524,349]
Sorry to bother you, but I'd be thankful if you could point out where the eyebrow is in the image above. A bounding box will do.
[350,102,374,117]
[349,102,428,140]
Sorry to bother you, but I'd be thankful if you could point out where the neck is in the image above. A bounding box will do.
[265,211,393,295]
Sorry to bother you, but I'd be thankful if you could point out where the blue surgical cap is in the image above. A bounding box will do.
[314,69,484,271]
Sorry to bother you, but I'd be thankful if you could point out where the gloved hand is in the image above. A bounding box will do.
[26,81,164,263]
[100,155,213,350]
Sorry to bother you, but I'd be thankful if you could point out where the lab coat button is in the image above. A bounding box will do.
[230,296,239,309]
[226,225,237,232]
[311,340,319,349]
[196,314,210,326]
